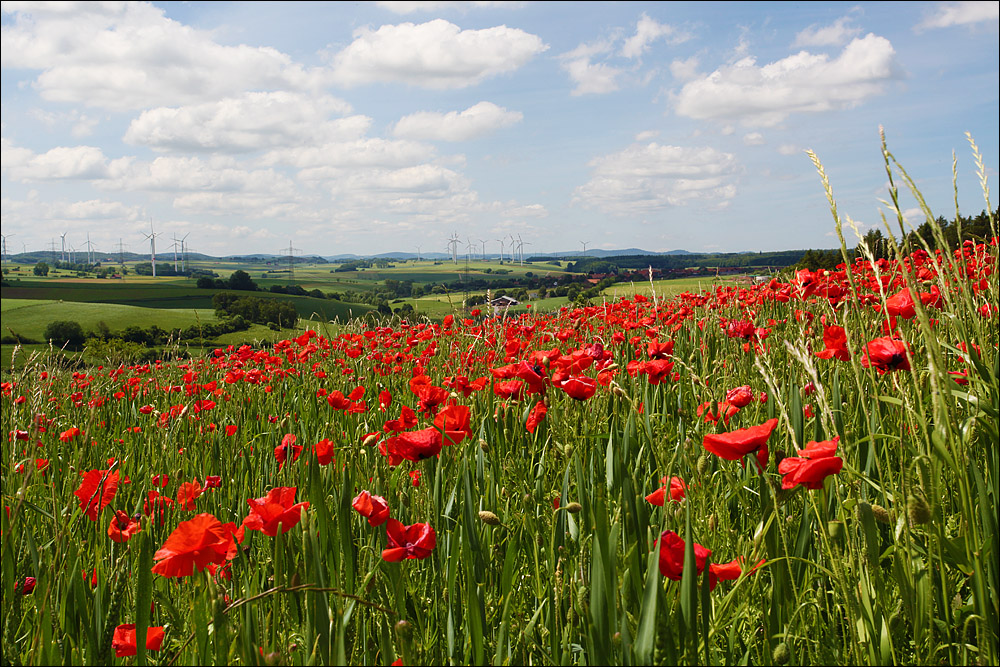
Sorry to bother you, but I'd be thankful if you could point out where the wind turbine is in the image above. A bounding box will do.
[60,232,68,263]
[415,244,422,262]
[518,234,531,266]
[171,234,181,273]
[143,220,161,277]
[580,241,589,256]
[180,233,190,272]
[495,238,504,264]
[85,233,96,265]
[479,239,488,261]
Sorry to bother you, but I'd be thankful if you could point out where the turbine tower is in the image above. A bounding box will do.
[479,239,488,261]
[415,244,422,262]
[143,220,161,277]
[60,232,68,263]
[180,233,190,273]
[85,233,96,265]
[518,234,531,266]
[495,238,504,264]
[580,240,589,257]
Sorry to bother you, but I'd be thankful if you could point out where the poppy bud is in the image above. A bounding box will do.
[708,513,717,532]
[908,495,931,525]
[564,445,574,458]
[696,455,710,476]
[395,620,414,642]
[362,434,378,448]
[565,502,582,514]
[264,651,281,666]
[479,439,489,453]
[827,520,846,545]
[478,510,501,526]
[773,642,791,665]
[871,504,892,524]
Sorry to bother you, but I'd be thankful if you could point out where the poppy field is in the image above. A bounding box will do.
[2,144,998,666]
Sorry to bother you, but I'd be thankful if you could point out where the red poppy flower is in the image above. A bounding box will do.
[885,288,916,319]
[107,510,141,543]
[59,426,82,442]
[724,385,754,408]
[645,476,686,506]
[243,487,310,537]
[708,556,766,591]
[314,438,335,465]
[696,401,739,425]
[204,475,222,489]
[433,403,472,445]
[382,428,443,464]
[174,479,201,511]
[525,401,547,434]
[702,418,778,471]
[151,513,242,578]
[151,474,169,488]
[560,375,597,401]
[111,624,165,657]
[16,576,36,595]
[352,490,390,527]
[225,425,238,437]
[384,406,418,434]
[409,470,421,487]
[493,379,526,401]
[638,359,675,385]
[815,323,851,361]
[778,437,843,490]
[274,434,303,469]
[862,337,911,373]
[74,469,119,521]
[382,518,436,562]
[655,530,711,580]
[144,490,174,526]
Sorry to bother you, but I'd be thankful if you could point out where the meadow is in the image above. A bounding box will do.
[1,142,997,666]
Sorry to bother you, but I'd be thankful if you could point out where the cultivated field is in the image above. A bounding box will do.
[1,150,997,666]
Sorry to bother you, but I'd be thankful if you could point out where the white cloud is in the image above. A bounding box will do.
[392,102,523,141]
[330,19,546,89]
[558,36,625,95]
[2,143,114,181]
[574,141,741,214]
[743,132,765,146]
[793,17,861,47]
[670,56,701,81]
[1,2,328,111]
[28,108,100,137]
[266,138,435,175]
[621,13,690,59]
[916,1,1000,31]
[635,130,660,141]
[777,143,801,156]
[124,93,361,153]
[673,34,900,127]
[377,1,526,14]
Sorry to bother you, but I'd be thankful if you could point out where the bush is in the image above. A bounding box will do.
[33,262,49,276]
[43,320,86,348]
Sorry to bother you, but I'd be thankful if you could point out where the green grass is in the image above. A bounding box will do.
[1,299,219,340]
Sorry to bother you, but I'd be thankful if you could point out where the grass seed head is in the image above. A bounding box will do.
[908,495,932,525]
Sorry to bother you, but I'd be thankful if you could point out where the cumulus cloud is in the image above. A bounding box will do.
[1,2,328,111]
[669,56,701,81]
[1,143,117,181]
[559,37,625,95]
[742,132,765,146]
[377,1,526,13]
[793,16,861,47]
[392,102,523,141]
[777,143,801,156]
[673,34,900,126]
[330,19,547,89]
[916,1,1000,31]
[124,93,361,153]
[574,141,741,214]
[621,13,690,59]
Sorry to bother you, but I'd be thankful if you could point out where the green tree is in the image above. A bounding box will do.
[227,270,257,291]
[44,320,85,348]
[33,262,49,276]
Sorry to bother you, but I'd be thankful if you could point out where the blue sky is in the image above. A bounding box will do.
[2,1,997,258]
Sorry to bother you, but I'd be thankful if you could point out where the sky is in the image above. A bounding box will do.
[1,1,998,259]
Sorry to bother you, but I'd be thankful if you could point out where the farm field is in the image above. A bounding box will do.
[2,209,996,666]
